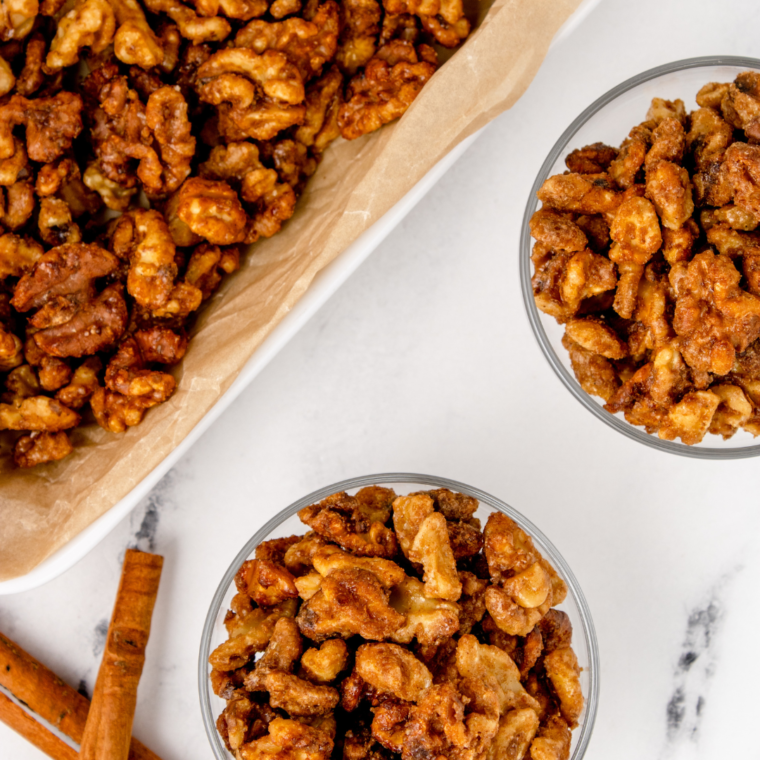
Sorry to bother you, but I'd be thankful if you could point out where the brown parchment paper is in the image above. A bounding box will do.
[0,0,581,582]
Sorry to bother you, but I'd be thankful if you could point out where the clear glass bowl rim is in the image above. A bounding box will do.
[519,55,760,460]
[198,472,600,760]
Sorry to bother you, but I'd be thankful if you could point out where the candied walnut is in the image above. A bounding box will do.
[0,0,37,40]
[295,66,342,152]
[33,284,129,358]
[338,41,436,140]
[392,492,433,557]
[379,12,419,46]
[250,670,339,717]
[484,585,544,638]
[537,173,622,216]
[5,180,35,231]
[0,139,28,186]
[133,325,187,365]
[296,568,404,641]
[561,334,619,402]
[300,639,348,683]
[456,635,539,716]
[564,142,617,174]
[112,209,178,310]
[44,0,115,72]
[0,395,79,431]
[662,221,697,266]
[703,204,758,232]
[724,142,760,219]
[55,356,101,409]
[530,714,571,760]
[144,0,232,44]
[384,0,469,48]
[371,700,410,753]
[571,213,612,252]
[255,535,302,565]
[529,209,587,253]
[721,71,760,134]
[537,609,572,653]
[38,355,72,391]
[389,574,459,646]
[425,487,478,520]
[37,197,80,246]
[283,531,332,576]
[2,364,39,401]
[112,0,164,68]
[209,597,298,670]
[83,162,136,212]
[609,128,648,190]
[239,164,297,242]
[311,546,404,588]
[13,430,73,468]
[671,251,760,375]
[447,521,483,560]
[176,177,247,245]
[605,343,690,431]
[0,324,22,370]
[485,708,539,760]
[402,679,500,760]
[299,490,398,558]
[457,570,487,636]
[196,48,306,141]
[657,389,721,445]
[0,55,14,96]
[644,117,685,168]
[609,196,662,264]
[104,336,176,403]
[565,318,627,360]
[686,107,732,170]
[543,648,582,729]
[696,81,730,109]
[235,2,339,80]
[645,160,693,230]
[235,558,299,606]
[141,86,196,196]
[335,0,380,74]
[0,91,82,163]
[484,512,540,582]
[15,33,46,96]
[708,383,753,438]
[217,696,277,752]
[184,243,239,300]
[237,717,333,760]
[408,512,461,601]
[11,239,116,307]
[355,642,432,702]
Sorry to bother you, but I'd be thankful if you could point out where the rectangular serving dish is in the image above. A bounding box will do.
[0,0,600,595]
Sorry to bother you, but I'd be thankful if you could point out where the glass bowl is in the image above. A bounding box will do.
[198,473,599,760]
[520,56,760,459]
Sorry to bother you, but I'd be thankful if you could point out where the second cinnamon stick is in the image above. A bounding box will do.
[79,549,164,760]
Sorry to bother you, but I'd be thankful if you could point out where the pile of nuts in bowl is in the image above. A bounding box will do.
[531,71,760,445]
[209,486,584,760]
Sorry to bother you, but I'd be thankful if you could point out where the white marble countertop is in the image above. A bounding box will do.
[3,0,760,757]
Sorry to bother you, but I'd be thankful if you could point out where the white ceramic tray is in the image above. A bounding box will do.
[0,0,601,595]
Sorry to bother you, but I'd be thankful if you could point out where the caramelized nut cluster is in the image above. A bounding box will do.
[531,72,760,445]
[0,0,469,467]
[209,486,584,760]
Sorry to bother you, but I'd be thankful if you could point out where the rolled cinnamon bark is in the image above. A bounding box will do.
[0,689,78,760]
[0,629,161,760]
[80,549,164,760]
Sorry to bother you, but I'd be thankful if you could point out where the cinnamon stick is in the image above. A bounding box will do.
[0,630,161,760]
[0,689,78,760]
[80,549,163,760]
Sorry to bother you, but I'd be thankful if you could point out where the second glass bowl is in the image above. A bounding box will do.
[520,56,760,459]
[198,473,600,760]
